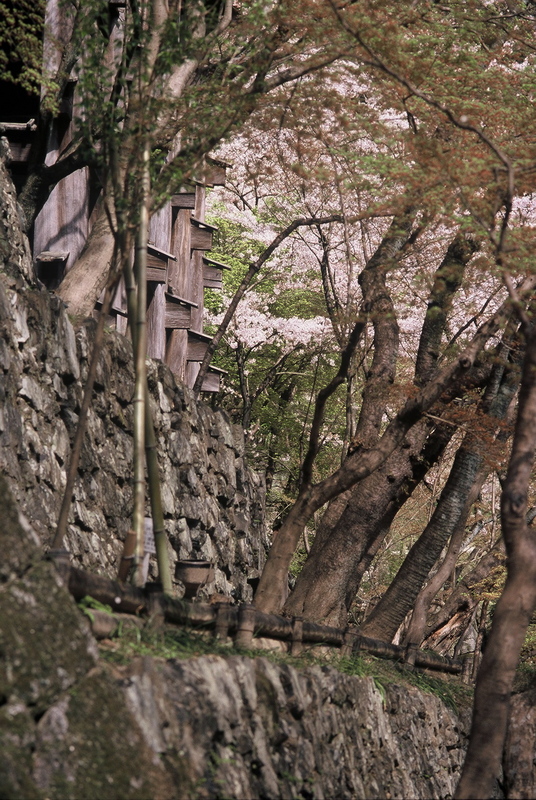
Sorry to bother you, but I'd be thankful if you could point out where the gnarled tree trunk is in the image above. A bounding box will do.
[55,201,116,321]
[455,326,536,799]
[361,323,520,642]
[275,234,474,625]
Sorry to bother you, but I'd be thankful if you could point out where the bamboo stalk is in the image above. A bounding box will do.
[122,235,172,593]
[131,141,150,587]
[145,399,172,593]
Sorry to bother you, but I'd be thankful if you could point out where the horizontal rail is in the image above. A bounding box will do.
[64,563,462,675]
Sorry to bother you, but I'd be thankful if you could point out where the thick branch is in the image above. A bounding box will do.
[192,214,345,396]
[300,317,366,488]
[254,274,536,613]
[456,327,536,799]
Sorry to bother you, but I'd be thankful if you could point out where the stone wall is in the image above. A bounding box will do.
[0,474,473,800]
[0,152,268,602]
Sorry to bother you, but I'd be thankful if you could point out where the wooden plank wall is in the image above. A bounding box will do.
[34,0,88,273]
[19,0,231,391]
[146,206,172,361]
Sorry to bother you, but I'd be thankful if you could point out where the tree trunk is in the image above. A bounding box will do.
[272,235,476,623]
[455,327,536,799]
[361,324,520,642]
[360,447,486,641]
[283,420,436,624]
[401,473,487,649]
[423,537,505,642]
[55,201,116,321]
[414,234,478,386]
[253,279,526,615]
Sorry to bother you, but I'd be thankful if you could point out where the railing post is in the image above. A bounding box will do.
[290,616,303,656]
[341,626,360,657]
[234,604,256,648]
[214,603,231,642]
[404,641,419,668]
[145,582,166,628]
[462,652,474,684]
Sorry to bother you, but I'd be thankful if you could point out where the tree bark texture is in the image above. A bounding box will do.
[55,202,116,320]
[414,234,476,386]
[455,327,536,800]
[361,324,521,642]
[359,447,486,641]
[401,471,487,649]
[269,235,475,623]
[350,212,412,447]
[423,538,505,645]
[283,420,439,625]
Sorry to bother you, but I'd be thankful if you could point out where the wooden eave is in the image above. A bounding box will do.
[191,218,218,232]
[202,256,230,289]
[165,289,198,308]
[146,244,176,281]
[36,251,70,263]
[207,156,232,169]
[187,329,212,344]
[2,119,38,163]
[203,156,232,188]
[0,119,37,131]
[94,299,128,317]
[207,364,228,376]
[190,218,217,251]
[202,256,231,270]
[147,243,176,261]
[198,363,228,393]
[164,293,193,329]
[186,329,213,361]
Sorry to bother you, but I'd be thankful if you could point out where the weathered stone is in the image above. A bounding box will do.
[504,684,536,799]
[0,701,41,800]
[0,560,98,712]
[0,473,41,582]
[113,654,471,800]
[33,667,176,800]
[0,262,269,596]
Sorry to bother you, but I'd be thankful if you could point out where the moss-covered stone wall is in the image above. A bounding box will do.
[0,145,269,601]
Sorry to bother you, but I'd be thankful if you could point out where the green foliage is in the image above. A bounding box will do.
[205,204,348,515]
[520,623,536,671]
[0,1,44,95]
[78,595,114,623]
[346,654,473,714]
[268,287,327,320]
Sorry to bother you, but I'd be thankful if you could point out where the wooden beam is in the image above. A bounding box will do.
[165,294,192,329]
[187,329,212,361]
[147,243,176,260]
[190,218,216,251]
[147,283,166,360]
[186,362,224,393]
[171,193,196,209]
[203,256,231,270]
[203,157,230,187]
[146,264,167,283]
[203,262,223,289]
[165,328,188,382]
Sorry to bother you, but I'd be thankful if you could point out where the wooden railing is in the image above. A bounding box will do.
[57,558,464,676]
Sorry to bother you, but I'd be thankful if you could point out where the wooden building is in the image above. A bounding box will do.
[1,0,229,392]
